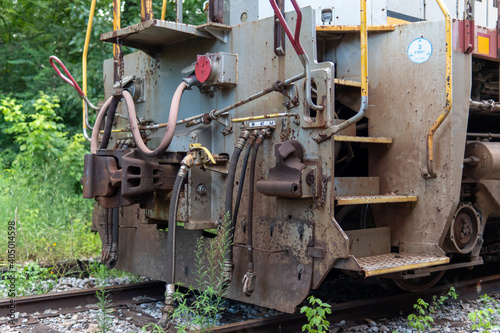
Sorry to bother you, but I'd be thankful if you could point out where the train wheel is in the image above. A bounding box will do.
[384,271,445,292]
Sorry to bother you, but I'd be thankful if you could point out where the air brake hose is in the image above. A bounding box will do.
[223,131,251,282]
[233,136,255,228]
[99,97,120,150]
[124,82,188,157]
[243,131,265,296]
[160,153,195,329]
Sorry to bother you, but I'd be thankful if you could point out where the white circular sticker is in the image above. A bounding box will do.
[408,38,433,64]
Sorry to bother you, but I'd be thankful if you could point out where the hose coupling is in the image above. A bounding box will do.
[159,283,176,329]
[242,272,256,297]
[222,259,234,283]
[182,75,202,90]
[178,153,196,178]
[235,130,251,150]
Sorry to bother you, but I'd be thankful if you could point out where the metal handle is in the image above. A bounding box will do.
[269,0,305,56]
[49,56,84,97]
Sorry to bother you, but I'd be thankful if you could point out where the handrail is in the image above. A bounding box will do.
[422,0,452,179]
[313,0,368,142]
[161,0,167,20]
[82,0,97,141]
[269,0,323,111]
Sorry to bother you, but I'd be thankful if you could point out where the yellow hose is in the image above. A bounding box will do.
[360,0,368,98]
[424,0,452,178]
[82,0,97,130]
[161,0,167,20]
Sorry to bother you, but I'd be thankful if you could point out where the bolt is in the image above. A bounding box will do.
[196,184,207,196]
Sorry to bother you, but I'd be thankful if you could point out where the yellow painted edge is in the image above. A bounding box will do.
[333,135,393,144]
[477,35,490,55]
[336,195,418,205]
[387,17,409,25]
[364,257,450,277]
[316,25,396,33]
[334,79,362,87]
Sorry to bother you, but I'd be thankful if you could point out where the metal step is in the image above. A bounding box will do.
[334,135,393,144]
[334,78,361,87]
[357,253,449,277]
[335,195,417,205]
[317,25,396,34]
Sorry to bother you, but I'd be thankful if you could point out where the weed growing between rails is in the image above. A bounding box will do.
[406,287,458,332]
[1,262,58,297]
[171,213,233,332]
[469,294,500,332]
[301,295,332,333]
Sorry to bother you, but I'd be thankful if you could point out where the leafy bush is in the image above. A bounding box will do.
[0,94,99,264]
[301,295,332,333]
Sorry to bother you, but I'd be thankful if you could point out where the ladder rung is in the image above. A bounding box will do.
[334,79,361,87]
[335,195,417,205]
[334,135,393,144]
[317,25,396,33]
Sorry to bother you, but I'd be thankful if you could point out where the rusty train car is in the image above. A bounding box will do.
[53,0,500,323]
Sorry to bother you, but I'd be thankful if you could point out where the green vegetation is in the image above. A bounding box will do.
[300,295,332,333]
[0,0,205,266]
[1,262,58,297]
[407,287,458,332]
[95,287,113,333]
[469,294,500,332]
[171,215,232,332]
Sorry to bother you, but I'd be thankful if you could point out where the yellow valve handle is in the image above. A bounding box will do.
[189,143,216,165]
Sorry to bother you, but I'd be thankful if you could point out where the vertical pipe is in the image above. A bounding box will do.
[176,0,183,23]
[83,0,97,139]
[113,0,121,84]
[360,0,368,99]
[141,0,154,22]
[423,0,452,178]
[161,0,167,20]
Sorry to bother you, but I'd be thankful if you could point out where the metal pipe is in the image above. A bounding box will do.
[232,113,298,123]
[469,99,500,113]
[467,132,500,139]
[141,0,153,22]
[423,0,452,179]
[113,0,121,83]
[176,0,183,23]
[161,0,167,20]
[83,0,97,140]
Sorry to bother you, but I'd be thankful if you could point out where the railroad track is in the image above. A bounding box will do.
[1,280,165,331]
[3,274,500,332]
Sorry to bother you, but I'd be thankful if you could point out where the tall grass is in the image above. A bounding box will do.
[0,93,100,265]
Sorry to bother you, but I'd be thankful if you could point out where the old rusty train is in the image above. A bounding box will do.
[51,0,500,323]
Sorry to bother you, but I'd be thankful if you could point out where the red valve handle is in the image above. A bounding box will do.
[269,0,306,56]
[49,56,84,97]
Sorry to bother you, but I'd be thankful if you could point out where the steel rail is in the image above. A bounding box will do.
[0,280,165,321]
[212,273,500,332]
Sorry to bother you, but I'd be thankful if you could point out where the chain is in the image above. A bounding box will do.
[118,37,124,88]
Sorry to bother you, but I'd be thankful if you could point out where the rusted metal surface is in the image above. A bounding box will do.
[82,149,179,209]
[316,25,395,33]
[333,177,380,197]
[335,195,418,206]
[256,140,306,198]
[209,0,224,24]
[140,0,153,22]
[274,0,286,56]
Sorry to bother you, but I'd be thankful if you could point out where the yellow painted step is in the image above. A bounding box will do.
[334,79,361,87]
[335,195,417,205]
[357,253,449,277]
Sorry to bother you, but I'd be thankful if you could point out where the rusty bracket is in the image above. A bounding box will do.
[280,83,300,109]
[307,246,325,259]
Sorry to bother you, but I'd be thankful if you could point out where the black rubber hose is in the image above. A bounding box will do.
[224,145,244,265]
[166,173,185,284]
[247,136,263,272]
[99,96,119,150]
[106,207,119,269]
[233,139,254,228]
